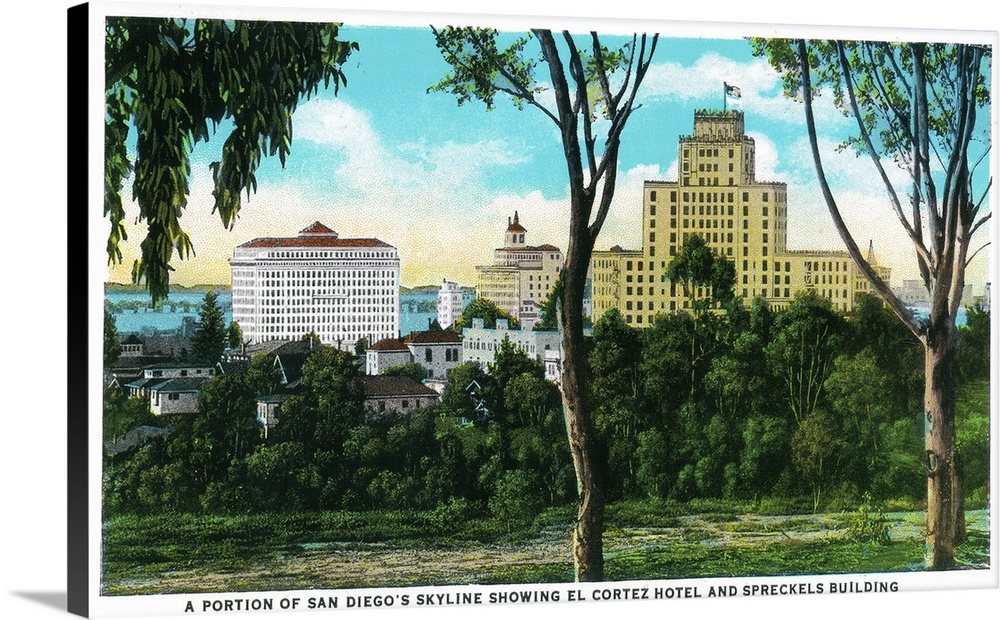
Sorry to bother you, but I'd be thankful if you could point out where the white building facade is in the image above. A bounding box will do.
[461,318,561,371]
[230,222,400,351]
[437,279,464,329]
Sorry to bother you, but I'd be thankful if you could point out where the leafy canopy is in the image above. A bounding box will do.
[105,18,357,302]
[750,38,991,336]
[191,291,227,363]
[665,234,736,310]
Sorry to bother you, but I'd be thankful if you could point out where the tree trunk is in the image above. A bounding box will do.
[923,320,963,569]
[560,230,605,582]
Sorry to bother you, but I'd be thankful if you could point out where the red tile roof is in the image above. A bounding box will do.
[239,236,392,249]
[301,222,337,235]
[496,244,561,253]
[368,338,409,352]
[404,329,462,344]
[236,221,393,249]
[506,211,527,233]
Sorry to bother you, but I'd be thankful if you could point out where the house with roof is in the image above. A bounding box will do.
[461,318,561,374]
[122,360,218,415]
[269,339,324,390]
[360,375,441,417]
[365,338,412,376]
[106,334,174,388]
[149,377,212,415]
[366,327,463,392]
[404,328,463,385]
[124,361,217,398]
[242,339,332,433]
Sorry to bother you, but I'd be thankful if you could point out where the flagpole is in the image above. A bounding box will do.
[723,82,727,112]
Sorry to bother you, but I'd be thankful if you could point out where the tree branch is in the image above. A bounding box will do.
[586,34,657,241]
[799,40,922,338]
[838,42,935,271]
[911,44,943,253]
[965,241,990,268]
[564,31,599,186]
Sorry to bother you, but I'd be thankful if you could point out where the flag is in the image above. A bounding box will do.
[724,82,743,110]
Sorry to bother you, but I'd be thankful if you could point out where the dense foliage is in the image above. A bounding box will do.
[104,295,990,526]
[105,17,357,302]
[191,291,227,362]
[452,297,520,331]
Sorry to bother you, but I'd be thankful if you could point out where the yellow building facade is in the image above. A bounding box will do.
[591,110,888,325]
[476,212,563,328]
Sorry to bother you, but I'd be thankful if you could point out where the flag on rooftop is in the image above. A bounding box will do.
[724,82,743,110]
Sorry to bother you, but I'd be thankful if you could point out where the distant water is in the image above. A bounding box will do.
[106,289,471,338]
[106,291,232,335]
[908,304,968,327]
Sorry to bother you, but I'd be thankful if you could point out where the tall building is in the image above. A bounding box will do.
[437,279,464,329]
[476,211,563,328]
[591,246,644,321]
[591,109,889,325]
[230,222,400,350]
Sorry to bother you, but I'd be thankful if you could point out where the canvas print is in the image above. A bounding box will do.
[78,1,997,617]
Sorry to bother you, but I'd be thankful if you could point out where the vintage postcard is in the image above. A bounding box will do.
[70,0,998,617]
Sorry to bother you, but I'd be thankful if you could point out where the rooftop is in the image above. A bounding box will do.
[361,375,440,398]
[405,329,462,345]
[237,222,393,249]
[495,244,561,253]
[369,337,409,352]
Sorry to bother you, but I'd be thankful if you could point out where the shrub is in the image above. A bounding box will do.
[489,470,543,534]
[846,494,891,544]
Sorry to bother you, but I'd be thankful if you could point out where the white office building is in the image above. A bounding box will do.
[230,222,400,350]
[461,318,561,372]
[437,279,464,329]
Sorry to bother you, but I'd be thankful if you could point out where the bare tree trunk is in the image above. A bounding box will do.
[924,319,962,569]
[560,217,605,582]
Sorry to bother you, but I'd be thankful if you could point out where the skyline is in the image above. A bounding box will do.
[105,17,993,300]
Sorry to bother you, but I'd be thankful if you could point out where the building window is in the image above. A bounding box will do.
[425,349,432,362]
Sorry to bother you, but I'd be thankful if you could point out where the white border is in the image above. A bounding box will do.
[27,0,1000,615]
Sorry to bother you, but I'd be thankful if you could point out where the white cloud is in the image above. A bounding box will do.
[642,52,776,102]
[108,98,570,289]
[746,132,784,182]
[643,50,851,130]
[780,135,935,285]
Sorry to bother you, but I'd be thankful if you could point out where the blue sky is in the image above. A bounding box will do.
[106,16,993,299]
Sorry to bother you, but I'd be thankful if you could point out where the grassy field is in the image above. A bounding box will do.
[101,504,990,595]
